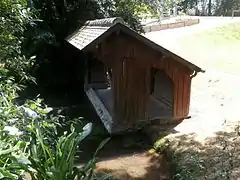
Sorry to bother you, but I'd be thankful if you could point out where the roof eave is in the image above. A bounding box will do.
[66,22,205,73]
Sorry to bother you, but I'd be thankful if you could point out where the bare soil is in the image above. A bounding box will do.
[96,152,170,180]
[79,130,171,180]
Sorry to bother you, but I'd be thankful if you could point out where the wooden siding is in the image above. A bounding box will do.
[94,31,193,128]
[153,57,192,117]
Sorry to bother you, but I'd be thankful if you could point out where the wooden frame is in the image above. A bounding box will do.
[85,88,113,133]
[67,17,204,133]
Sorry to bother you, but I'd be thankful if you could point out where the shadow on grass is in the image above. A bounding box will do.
[164,125,240,180]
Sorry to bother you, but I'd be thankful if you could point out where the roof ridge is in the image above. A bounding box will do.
[84,17,124,27]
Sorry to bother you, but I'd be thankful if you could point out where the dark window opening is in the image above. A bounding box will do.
[89,58,112,89]
[88,58,113,115]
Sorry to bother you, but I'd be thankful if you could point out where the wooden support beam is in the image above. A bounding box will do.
[150,115,191,125]
[85,88,113,133]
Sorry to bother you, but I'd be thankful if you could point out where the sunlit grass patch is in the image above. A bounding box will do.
[179,21,240,73]
[182,21,240,46]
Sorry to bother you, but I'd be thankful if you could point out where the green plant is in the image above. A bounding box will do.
[0,68,111,180]
[0,125,29,179]
[26,122,110,180]
[0,0,36,83]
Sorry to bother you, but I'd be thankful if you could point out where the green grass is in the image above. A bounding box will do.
[179,21,240,73]
[182,21,240,46]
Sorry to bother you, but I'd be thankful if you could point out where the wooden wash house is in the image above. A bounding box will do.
[66,17,204,134]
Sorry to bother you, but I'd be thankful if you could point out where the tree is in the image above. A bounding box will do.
[179,0,240,16]
[214,0,240,16]
[0,0,35,82]
[208,0,212,15]
[23,0,154,59]
[20,0,158,96]
[147,0,184,15]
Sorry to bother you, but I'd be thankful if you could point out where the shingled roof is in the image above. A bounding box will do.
[67,18,124,50]
[66,17,204,73]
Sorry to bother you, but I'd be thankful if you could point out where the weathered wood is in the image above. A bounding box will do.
[85,88,113,133]
[150,115,191,125]
[152,56,193,117]
[84,29,196,133]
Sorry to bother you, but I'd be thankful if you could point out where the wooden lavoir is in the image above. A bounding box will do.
[66,17,204,134]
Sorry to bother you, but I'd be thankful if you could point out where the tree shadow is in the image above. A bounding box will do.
[165,124,240,179]
[92,122,240,180]
[76,121,182,180]
[95,152,170,180]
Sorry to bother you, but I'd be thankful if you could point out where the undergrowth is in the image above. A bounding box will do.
[0,69,111,179]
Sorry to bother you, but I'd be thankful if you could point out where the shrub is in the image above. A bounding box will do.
[0,70,110,179]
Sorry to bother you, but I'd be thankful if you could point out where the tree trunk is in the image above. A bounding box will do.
[208,0,212,15]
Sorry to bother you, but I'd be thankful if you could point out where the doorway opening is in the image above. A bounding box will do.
[148,69,174,119]
[88,58,113,115]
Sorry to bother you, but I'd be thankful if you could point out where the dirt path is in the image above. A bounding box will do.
[78,128,170,179]
[96,152,169,180]
[145,17,240,54]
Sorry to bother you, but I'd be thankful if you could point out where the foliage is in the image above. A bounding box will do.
[111,0,144,32]
[102,0,158,32]
[0,70,110,179]
[0,0,36,83]
[25,0,153,49]
[214,0,240,16]
[179,0,240,16]
[18,0,159,93]
[145,0,184,16]
[0,125,28,179]
[26,122,110,180]
[0,0,116,179]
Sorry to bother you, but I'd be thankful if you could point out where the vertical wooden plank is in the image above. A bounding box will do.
[174,69,179,117]
[179,72,184,117]
[171,67,176,117]
[185,74,191,116]
[182,74,187,116]
[145,66,150,120]
[112,56,125,125]
[186,76,192,115]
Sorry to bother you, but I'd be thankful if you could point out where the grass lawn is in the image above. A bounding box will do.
[178,21,240,73]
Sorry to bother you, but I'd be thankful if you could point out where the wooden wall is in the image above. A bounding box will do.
[152,70,173,110]
[153,57,193,117]
[95,31,193,127]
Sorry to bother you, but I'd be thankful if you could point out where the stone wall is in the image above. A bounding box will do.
[143,19,200,33]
